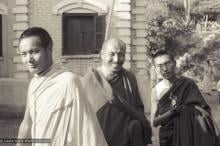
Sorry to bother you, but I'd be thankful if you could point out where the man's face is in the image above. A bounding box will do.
[101,42,125,74]
[19,36,52,75]
[154,54,176,80]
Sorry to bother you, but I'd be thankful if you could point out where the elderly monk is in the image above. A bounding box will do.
[81,38,152,146]
[151,50,220,146]
[17,27,107,146]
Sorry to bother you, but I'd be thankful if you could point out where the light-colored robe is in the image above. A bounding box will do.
[27,64,107,146]
[155,79,172,100]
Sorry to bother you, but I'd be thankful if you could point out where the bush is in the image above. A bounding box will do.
[146,15,220,82]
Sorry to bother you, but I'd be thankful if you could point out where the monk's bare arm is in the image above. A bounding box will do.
[151,89,179,127]
[153,108,177,127]
[17,105,32,146]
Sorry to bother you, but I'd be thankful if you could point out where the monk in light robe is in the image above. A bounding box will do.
[17,27,107,146]
[81,38,152,146]
[151,50,220,146]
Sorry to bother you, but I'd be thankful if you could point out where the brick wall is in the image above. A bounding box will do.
[19,0,132,76]
[131,0,149,75]
[8,0,158,110]
[13,0,29,78]
[129,0,170,113]
[25,0,152,111]
[130,0,152,112]
[29,0,61,60]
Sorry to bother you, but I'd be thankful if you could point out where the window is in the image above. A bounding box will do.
[62,13,105,55]
[193,14,220,32]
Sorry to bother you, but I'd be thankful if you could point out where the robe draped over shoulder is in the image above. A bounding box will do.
[155,77,220,146]
[81,68,152,146]
[28,64,107,146]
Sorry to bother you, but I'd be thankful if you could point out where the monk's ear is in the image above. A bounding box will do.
[47,42,52,51]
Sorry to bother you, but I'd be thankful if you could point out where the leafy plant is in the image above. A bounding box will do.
[146,15,220,81]
[146,15,196,57]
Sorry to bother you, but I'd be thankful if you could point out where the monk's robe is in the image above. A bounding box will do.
[155,76,220,146]
[27,64,107,146]
[81,67,152,146]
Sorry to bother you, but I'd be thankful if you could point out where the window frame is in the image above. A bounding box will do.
[62,13,102,58]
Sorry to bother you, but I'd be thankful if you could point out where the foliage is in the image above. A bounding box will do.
[146,15,198,57]
[146,15,220,81]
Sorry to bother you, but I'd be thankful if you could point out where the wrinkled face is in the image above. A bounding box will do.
[154,54,176,80]
[19,36,52,75]
[101,42,125,74]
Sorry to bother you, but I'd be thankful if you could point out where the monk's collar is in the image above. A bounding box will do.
[160,79,172,87]
[162,75,179,85]
[34,63,55,78]
[100,65,122,81]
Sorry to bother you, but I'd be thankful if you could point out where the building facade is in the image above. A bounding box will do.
[0,0,153,112]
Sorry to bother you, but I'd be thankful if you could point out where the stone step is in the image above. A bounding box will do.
[132,38,147,45]
[115,20,131,28]
[118,28,131,36]
[13,55,22,63]
[15,14,28,22]
[136,61,148,68]
[135,14,146,22]
[132,7,145,14]
[119,0,131,4]
[136,29,147,37]
[16,0,28,6]
[132,22,146,29]
[14,71,29,79]
[15,63,28,71]
[136,1,148,7]
[13,6,28,14]
[116,12,131,20]
[132,53,147,61]
[13,23,28,31]
[136,45,147,53]
[115,4,131,12]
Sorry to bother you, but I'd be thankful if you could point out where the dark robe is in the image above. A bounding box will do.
[157,76,220,146]
[81,68,152,146]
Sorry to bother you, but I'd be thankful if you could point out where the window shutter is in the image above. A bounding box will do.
[63,16,81,55]
[95,15,106,53]
[80,16,95,54]
[63,14,95,55]
[62,14,105,55]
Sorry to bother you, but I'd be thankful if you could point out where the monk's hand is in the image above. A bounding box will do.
[172,105,184,115]
[153,106,180,127]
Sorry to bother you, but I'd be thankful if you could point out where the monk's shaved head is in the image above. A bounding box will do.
[101,38,126,74]
[101,38,126,53]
